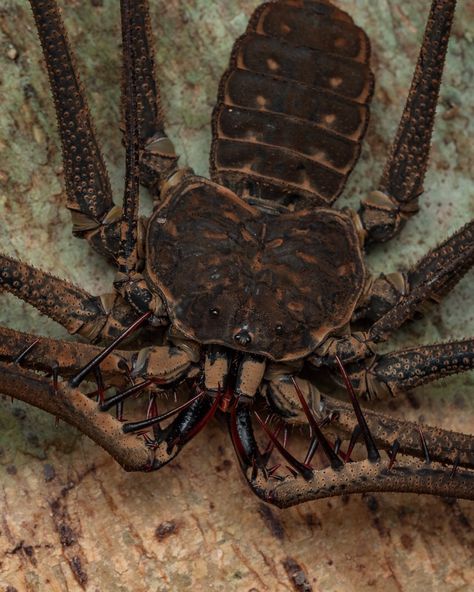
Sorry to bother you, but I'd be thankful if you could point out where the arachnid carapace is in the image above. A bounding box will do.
[0,0,473,507]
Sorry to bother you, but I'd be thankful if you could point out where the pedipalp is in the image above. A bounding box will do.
[229,374,474,507]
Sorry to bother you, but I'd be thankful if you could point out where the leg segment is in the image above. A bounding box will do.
[117,0,141,278]
[0,329,203,470]
[229,397,474,507]
[0,361,207,472]
[0,325,198,388]
[28,0,179,260]
[263,376,473,469]
[29,0,121,258]
[122,0,179,193]
[1,360,152,471]
[113,2,178,314]
[0,253,138,342]
[357,0,456,244]
[344,338,474,399]
[0,325,129,382]
[355,221,474,341]
[262,363,472,470]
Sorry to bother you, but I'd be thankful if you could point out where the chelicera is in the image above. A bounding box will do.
[0,0,473,507]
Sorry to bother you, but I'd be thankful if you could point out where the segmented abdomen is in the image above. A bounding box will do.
[211,0,374,208]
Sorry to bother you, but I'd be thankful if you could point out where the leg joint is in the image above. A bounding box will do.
[358,190,419,244]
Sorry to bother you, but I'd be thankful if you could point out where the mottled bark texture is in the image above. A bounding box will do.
[0,1,473,590]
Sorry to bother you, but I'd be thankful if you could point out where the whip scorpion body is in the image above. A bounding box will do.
[0,0,473,507]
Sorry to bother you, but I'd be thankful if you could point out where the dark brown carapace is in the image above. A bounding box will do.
[0,0,473,507]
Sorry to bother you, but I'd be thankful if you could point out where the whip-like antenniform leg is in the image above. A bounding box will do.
[117,0,142,279]
[113,0,178,315]
[230,392,474,508]
[26,1,168,319]
[29,0,180,260]
[358,0,456,244]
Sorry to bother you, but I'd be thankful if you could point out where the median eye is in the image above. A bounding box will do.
[209,307,220,317]
[275,324,284,335]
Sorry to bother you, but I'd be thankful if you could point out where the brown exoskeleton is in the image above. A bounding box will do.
[0,0,473,507]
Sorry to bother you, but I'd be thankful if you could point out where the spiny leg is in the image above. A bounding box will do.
[64,309,201,431]
[0,360,212,472]
[333,358,380,463]
[263,367,472,469]
[0,253,138,342]
[0,324,198,396]
[342,338,474,399]
[0,325,129,382]
[29,0,122,259]
[123,391,222,470]
[69,311,152,388]
[354,220,474,337]
[1,360,151,470]
[357,0,456,244]
[323,394,473,470]
[0,323,205,470]
[230,384,474,508]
